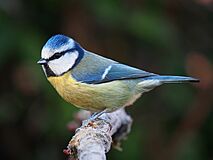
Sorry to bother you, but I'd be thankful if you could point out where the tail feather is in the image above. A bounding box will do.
[143,75,199,83]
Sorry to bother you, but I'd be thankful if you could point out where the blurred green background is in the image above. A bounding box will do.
[0,0,212,160]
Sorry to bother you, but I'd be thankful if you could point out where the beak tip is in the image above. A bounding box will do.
[37,59,47,65]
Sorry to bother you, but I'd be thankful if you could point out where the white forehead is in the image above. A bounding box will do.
[41,39,75,59]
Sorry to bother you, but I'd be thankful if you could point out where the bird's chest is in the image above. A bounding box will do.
[47,72,137,112]
[47,72,109,111]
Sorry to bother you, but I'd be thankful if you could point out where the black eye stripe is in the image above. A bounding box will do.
[49,52,62,60]
[47,48,77,61]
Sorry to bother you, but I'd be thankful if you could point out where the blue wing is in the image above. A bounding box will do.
[71,51,156,84]
[96,63,156,84]
[71,51,198,84]
[72,62,156,84]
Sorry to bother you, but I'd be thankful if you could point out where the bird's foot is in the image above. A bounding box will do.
[83,109,112,130]
[89,110,106,121]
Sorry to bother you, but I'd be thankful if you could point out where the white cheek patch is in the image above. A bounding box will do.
[48,51,79,75]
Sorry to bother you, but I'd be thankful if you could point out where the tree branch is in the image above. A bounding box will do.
[64,109,133,160]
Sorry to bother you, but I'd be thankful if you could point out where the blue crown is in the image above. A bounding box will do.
[44,34,70,49]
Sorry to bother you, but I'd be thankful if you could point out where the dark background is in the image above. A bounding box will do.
[0,0,212,160]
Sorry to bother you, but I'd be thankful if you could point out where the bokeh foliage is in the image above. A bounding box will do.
[0,0,212,160]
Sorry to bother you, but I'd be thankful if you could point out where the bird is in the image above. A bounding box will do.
[37,34,199,120]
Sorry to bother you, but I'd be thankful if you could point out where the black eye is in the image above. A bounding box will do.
[50,52,62,60]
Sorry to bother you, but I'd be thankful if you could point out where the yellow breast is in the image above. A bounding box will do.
[47,71,133,112]
[47,72,99,111]
[48,72,130,111]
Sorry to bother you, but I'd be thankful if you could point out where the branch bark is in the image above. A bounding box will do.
[64,109,133,160]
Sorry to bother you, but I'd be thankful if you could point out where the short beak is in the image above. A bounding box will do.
[37,58,47,65]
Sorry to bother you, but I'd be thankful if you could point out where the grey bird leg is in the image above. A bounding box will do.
[89,109,108,121]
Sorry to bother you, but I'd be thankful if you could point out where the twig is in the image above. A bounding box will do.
[64,109,133,160]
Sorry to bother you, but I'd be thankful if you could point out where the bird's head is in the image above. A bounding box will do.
[38,34,84,77]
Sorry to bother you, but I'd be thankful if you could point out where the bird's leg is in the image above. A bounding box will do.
[90,112,99,118]
[89,109,108,121]
[88,109,112,130]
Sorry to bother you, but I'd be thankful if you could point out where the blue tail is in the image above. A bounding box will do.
[143,75,199,83]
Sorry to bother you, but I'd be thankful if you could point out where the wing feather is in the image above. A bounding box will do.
[71,51,156,84]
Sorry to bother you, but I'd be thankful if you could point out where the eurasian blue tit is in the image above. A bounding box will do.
[37,34,199,119]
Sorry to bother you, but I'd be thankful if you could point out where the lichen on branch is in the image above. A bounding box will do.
[64,109,132,160]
